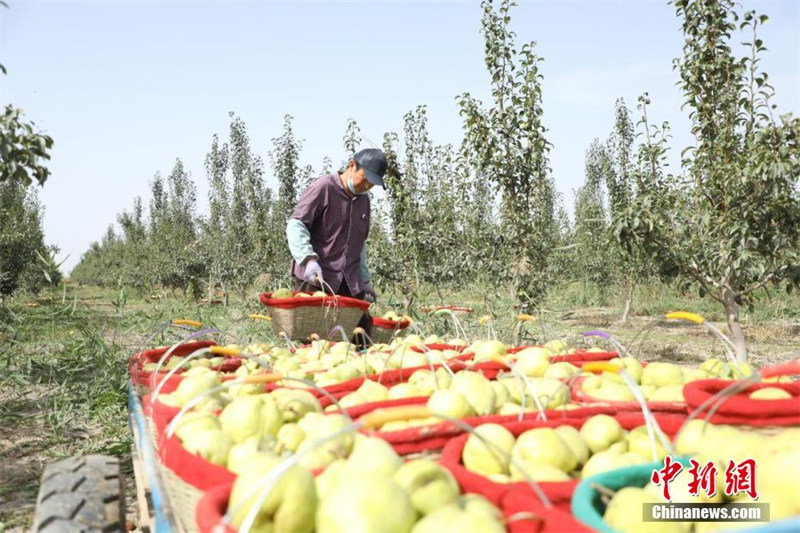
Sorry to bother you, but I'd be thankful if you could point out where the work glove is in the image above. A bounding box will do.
[303,260,323,286]
[363,282,378,303]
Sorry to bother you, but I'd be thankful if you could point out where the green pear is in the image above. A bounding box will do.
[229,383,264,397]
[462,423,516,476]
[394,459,460,515]
[490,381,510,406]
[337,392,368,409]
[427,389,476,420]
[271,288,294,299]
[544,339,568,355]
[604,487,690,533]
[228,437,278,475]
[680,367,710,383]
[627,425,668,461]
[219,394,282,444]
[497,402,525,416]
[412,501,505,533]
[296,413,354,470]
[513,347,551,377]
[276,423,305,454]
[434,367,452,389]
[473,340,506,362]
[700,358,730,378]
[163,355,185,370]
[581,374,603,392]
[182,428,232,467]
[609,357,643,383]
[649,384,685,402]
[580,414,625,453]
[195,395,225,413]
[581,451,645,478]
[342,436,402,477]
[510,461,571,482]
[544,362,581,379]
[316,472,416,533]
[183,364,212,375]
[450,371,496,416]
[388,383,423,400]
[408,370,437,395]
[229,452,316,533]
[156,393,181,407]
[674,419,715,455]
[729,361,756,379]
[511,427,577,473]
[174,411,220,442]
[271,389,322,422]
[174,373,222,406]
[522,378,571,409]
[555,425,590,466]
[357,379,389,402]
[642,362,684,388]
[590,381,637,402]
[608,438,629,453]
[315,459,346,501]
[749,387,793,400]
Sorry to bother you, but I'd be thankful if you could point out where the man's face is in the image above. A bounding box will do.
[350,163,374,194]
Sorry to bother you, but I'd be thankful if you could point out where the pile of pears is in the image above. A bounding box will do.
[602,421,800,532]
[462,414,677,484]
[227,434,507,533]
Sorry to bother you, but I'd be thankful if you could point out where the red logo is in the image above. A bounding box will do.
[687,459,718,498]
[651,456,683,501]
[724,459,758,499]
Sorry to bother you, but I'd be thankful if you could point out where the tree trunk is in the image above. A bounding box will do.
[619,277,633,324]
[722,288,748,362]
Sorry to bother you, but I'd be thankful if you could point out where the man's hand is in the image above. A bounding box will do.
[363,282,378,303]
[303,260,323,286]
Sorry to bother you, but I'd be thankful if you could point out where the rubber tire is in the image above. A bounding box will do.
[33,455,125,533]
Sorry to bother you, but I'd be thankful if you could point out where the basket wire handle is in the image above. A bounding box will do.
[225,410,554,533]
[149,328,220,393]
[584,362,674,460]
[581,330,634,359]
[665,311,737,363]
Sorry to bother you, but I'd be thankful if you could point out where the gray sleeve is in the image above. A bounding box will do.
[359,245,372,283]
[286,218,318,264]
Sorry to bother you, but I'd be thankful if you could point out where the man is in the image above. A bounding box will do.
[286,148,387,339]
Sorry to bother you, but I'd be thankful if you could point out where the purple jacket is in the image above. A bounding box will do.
[289,173,370,295]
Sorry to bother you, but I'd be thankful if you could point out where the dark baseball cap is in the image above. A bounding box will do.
[354,148,388,188]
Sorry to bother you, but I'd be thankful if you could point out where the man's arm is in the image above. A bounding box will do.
[287,219,318,265]
[286,178,324,264]
[359,245,372,283]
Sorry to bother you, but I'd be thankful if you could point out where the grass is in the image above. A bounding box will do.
[0,280,797,530]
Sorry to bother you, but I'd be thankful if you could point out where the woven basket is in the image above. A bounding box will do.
[162,466,203,533]
[260,292,370,341]
[370,317,411,344]
[145,416,160,452]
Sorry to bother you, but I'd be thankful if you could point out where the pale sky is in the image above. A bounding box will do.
[1,0,798,273]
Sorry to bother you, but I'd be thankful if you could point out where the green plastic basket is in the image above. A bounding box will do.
[571,457,692,533]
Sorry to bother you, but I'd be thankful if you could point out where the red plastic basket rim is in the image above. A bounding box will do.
[259,291,371,311]
[371,316,412,329]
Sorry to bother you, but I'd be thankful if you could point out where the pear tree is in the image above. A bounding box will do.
[458,0,557,310]
[615,0,800,361]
